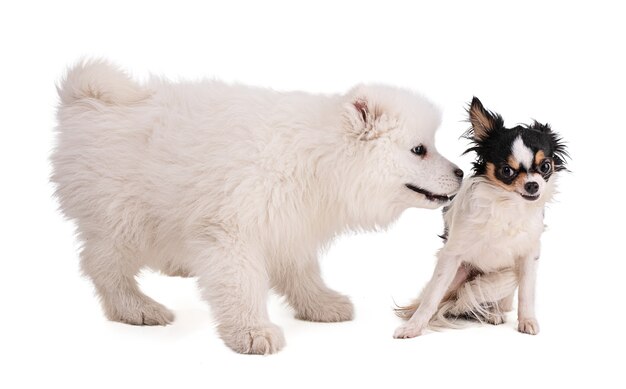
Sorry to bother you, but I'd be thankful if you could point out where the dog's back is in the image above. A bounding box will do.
[51,60,347,263]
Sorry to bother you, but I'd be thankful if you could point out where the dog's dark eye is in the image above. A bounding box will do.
[539,160,552,174]
[411,145,427,157]
[501,165,515,178]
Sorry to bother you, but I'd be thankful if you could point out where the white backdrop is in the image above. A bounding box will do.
[1,1,624,388]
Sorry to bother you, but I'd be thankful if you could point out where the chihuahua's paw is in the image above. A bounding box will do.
[518,318,540,335]
[486,312,506,325]
[393,323,426,339]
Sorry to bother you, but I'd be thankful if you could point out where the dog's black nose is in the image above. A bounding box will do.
[525,182,539,194]
[454,168,464,179]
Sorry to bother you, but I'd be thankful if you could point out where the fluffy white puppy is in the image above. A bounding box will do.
[51,60,462,354]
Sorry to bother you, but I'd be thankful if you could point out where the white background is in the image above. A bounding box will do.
[1,1,624,388]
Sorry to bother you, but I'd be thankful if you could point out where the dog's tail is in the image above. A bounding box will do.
[395,268,518,328]
[57,59,149,106]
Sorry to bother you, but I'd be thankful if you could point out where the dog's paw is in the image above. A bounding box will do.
[221,323,286,355]
[295,292,354,322]
[393,323,426,339]
[485,312,506,325]
[517,318,540,335]
[106,298,174,326]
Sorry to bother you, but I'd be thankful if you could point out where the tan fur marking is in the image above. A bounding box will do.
[485,163,516,192]
[534,150,546,166]
[507,156,520,170]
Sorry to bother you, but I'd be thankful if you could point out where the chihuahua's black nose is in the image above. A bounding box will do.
[525,182,539,194]
[454,168,464,179]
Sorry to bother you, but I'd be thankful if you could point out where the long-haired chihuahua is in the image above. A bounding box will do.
[394,97,568,338]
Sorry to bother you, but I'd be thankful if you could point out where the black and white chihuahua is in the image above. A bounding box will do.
[394,97,568,338]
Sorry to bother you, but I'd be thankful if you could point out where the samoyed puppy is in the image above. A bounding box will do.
[51,60,463,354]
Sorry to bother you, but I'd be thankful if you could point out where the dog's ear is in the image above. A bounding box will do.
[344,91,395,140]
[468,97,499,141]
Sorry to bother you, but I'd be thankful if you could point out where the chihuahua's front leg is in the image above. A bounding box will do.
[394,251,461,339]
[517,252,540,335]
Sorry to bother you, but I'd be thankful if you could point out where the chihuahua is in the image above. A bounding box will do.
[394,97,568,338]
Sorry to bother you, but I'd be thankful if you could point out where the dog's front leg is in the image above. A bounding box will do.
[394,251,461,338]
[517,252,540,335]
[195,242,285,355]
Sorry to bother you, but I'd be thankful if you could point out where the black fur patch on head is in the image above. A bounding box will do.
[526,121,569,172]
[462,98,569,177]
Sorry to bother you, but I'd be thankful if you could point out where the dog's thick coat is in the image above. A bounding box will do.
[52,60,461,354]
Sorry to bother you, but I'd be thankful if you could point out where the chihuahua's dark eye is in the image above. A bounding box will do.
[539,159,552,174]
[500,165,515,178]
[411,145,427,157]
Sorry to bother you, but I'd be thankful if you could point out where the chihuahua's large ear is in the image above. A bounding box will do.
[344,89,396,140]
[468,97,500,141]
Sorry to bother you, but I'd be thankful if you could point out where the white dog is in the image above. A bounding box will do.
[51,60,462,354]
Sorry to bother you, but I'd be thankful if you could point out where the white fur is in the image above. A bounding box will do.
[51,59,461,354]
[394,174,557,338]
[512,136,534,169]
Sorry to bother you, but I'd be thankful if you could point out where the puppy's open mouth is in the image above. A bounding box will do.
[520,193,540,201]
[405,184,454,203]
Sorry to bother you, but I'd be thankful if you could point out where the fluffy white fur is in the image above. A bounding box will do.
[394,175,556,338]
[51,60,461,354]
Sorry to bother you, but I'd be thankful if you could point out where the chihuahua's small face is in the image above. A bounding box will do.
[465,97,567,201]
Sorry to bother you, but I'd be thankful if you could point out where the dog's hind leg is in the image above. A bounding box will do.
[440,269,518,325]
[479,291,515,325]
[80,238,174,326]
[273,254,354,323]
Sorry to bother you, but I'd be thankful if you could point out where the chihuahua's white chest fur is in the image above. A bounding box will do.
[443,177,548,273]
